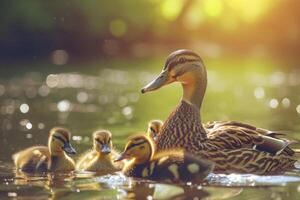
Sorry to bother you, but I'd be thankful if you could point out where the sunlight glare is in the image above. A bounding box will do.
[203,0,223,18]
[160,0,184,21]
[226,0,275,23]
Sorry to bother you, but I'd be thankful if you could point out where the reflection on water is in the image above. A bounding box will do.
[1,58,300,199]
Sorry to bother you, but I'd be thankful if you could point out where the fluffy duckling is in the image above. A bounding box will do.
[115,134,214,183]
[147,120,163,141]
[12,127,76,172]
[76,130,122,174]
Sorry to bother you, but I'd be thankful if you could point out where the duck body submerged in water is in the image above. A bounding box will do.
[76,130,123,174]
[141,49,298,174]
[115,134,214,183]
[12,127,76,173]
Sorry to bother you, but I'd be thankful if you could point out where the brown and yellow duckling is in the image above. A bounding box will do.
[115,134,214,183]
[147,119,163,141]
[141,49,299,174]
[76,130,122,174]
[12,127,76,173]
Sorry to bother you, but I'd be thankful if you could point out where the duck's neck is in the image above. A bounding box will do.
[181,68,207,111]
[97,152,113,162]
[49,148,65,157]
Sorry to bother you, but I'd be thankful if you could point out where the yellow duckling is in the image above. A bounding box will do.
[12,127,76,172]
[115,134,214,183]
[147,119,163,141]
[76,130,122,174]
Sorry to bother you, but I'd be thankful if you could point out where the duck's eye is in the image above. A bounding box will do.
[171,74,177,79]
[179,57,186,63]
[139,146,145,150]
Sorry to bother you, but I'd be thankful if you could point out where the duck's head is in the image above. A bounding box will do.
[141,49,205,94]
[147,120,163,141]
[48,127,76,156]
[141,49,207,108]
[115,134,154,164]
[93,130,112,155]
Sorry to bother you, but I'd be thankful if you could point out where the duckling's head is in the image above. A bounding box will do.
[115,134,154,164]
[48,127,76,156]
[141,49,206,94]
[93,130,112,155]
[147,120,163,141]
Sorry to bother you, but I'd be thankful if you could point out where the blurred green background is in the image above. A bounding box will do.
[1,0,300,61]
[1,1,300,199]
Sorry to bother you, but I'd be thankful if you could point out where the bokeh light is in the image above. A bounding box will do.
[109,19,127,37]
[19,103,29,114]
[51,50,69,65]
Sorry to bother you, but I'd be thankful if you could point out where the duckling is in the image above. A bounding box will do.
[141,49,299,174]
[115,134,214,183]
[12,127,76,172]
[76,130,122,174]
[147,119,163,141]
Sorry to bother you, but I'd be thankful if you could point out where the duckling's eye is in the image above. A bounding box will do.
[96,139,103,145]
[150,127,156,133]
[139,146,145,150]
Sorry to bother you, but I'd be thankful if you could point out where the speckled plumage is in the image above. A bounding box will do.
[156,101,297,174]
[142,49,299,175]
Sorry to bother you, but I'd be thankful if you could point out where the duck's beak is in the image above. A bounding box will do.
[101,144,111,154]
[63,142,76,155]
[114,152,129,162]
[141,70,171,93]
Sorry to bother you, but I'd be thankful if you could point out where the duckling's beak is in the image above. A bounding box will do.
[101,144,111,154]
[63,142,76,155]
[152,135,158,141]
[149,131,157,141]
[114,152,129,162]
[141,70,171,93]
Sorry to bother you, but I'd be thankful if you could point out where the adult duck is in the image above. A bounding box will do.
[141,49,298,174]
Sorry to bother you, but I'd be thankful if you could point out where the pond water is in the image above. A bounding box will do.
[1,57,300,199]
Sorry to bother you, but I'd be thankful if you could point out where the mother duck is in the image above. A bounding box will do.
[141,49,298,174]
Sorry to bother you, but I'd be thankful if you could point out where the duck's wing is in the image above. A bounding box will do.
[13,146,49,172]
[200,148,297,175]
[204,121,284,136]
[205,121,296,156]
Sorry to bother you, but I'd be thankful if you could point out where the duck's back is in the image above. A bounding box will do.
[12,146,49,172]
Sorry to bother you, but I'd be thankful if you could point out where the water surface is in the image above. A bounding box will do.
[1,57,300,199]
